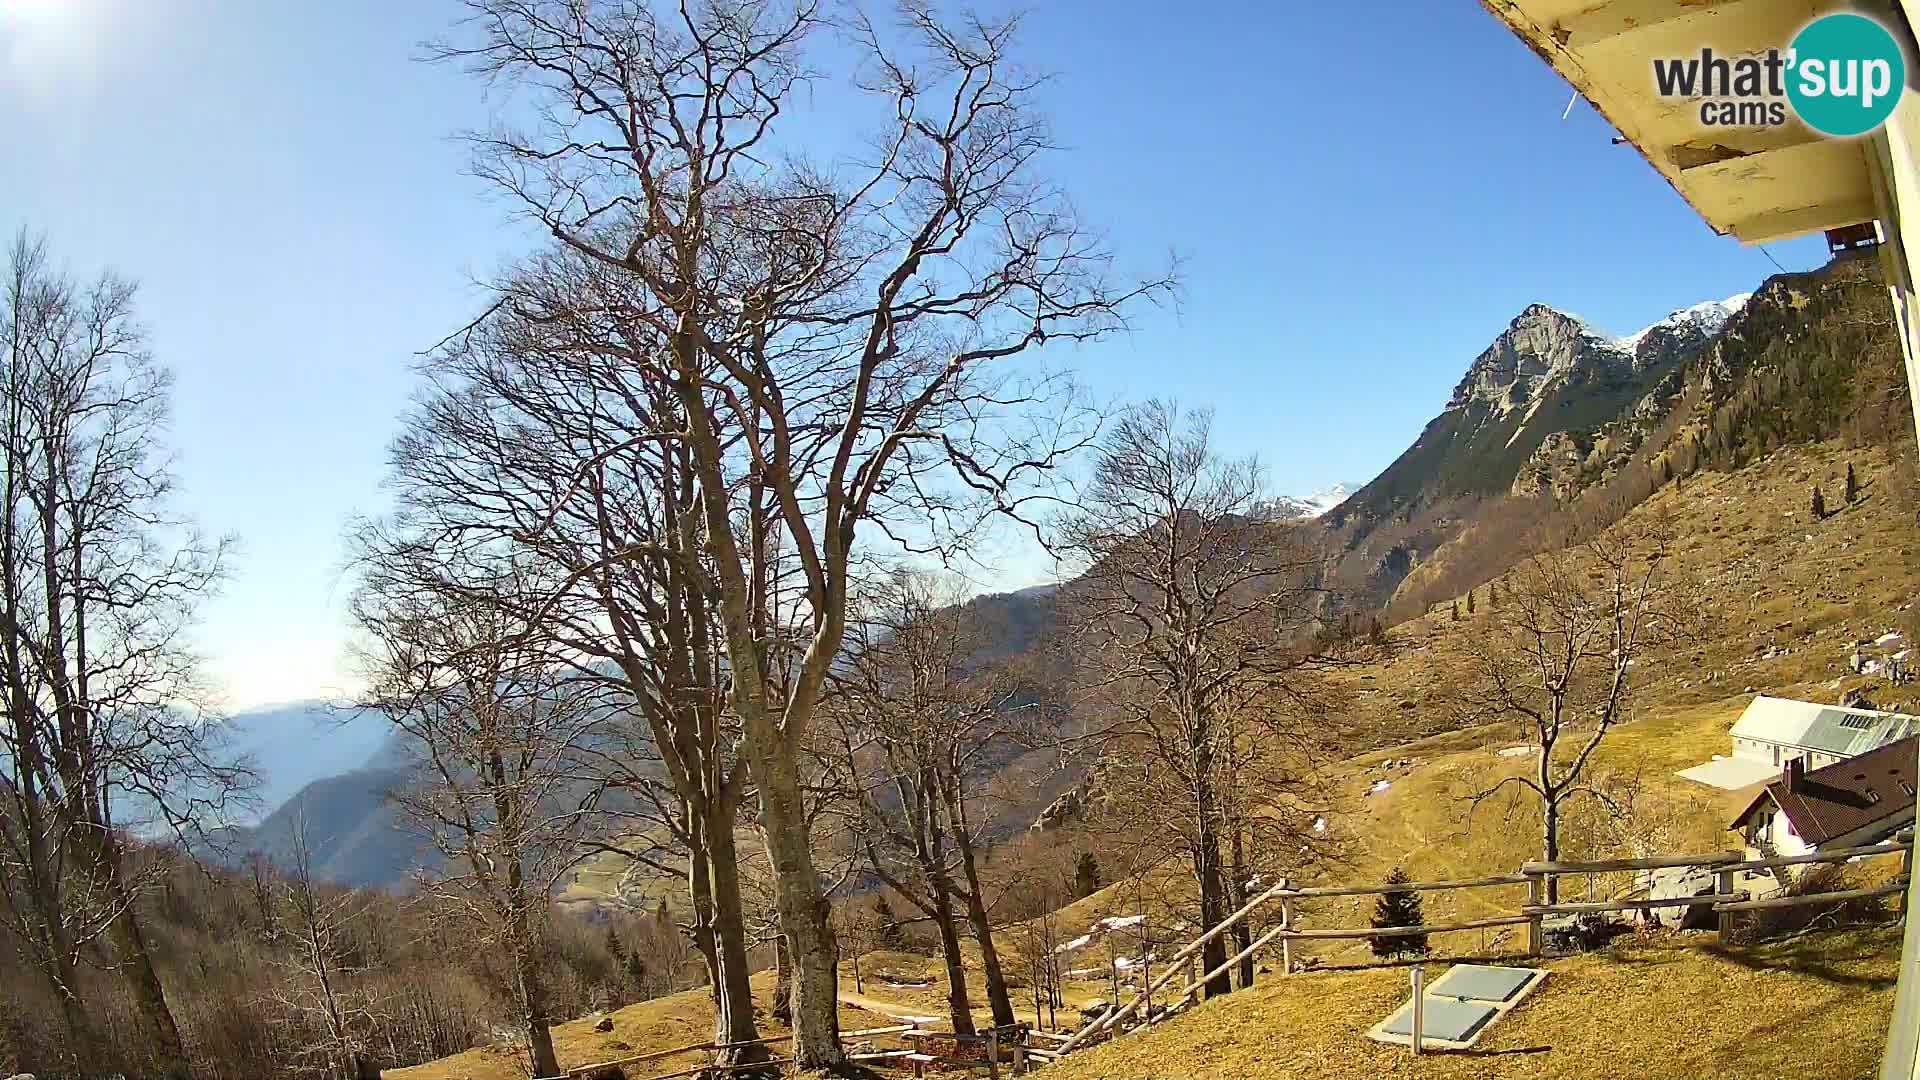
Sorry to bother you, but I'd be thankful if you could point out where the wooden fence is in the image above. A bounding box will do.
[1055,829,1915,1055]
[525,831,1913,1078]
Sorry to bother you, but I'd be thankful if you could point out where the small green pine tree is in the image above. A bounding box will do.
[1813,486,1827,521]
[1074,851,1102,899]
[1370,867,1428,959]
[1466,589,1475,615]
[1450,601,1459,622]
[1846,462,1858,504]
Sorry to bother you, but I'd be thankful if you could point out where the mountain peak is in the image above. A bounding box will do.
[1253,481,1363,521]
[1448,304,1627,413]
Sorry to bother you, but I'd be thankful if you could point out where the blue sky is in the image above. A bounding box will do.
[0,1,1828,708]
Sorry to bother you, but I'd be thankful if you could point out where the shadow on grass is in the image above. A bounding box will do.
[1702,934,1899,991]
[1455,1044,1553,1058]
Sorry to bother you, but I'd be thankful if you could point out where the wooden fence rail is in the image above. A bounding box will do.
[1049,831,1916,1064]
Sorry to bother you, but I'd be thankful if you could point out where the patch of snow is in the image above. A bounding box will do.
[1877,632,1905,647]
[1618,293,1749,353]
[1098,914,1147,931]
[1056,934,1094,954]
[1312,816,1328,834]
[1367,779,1392,795]
[1497,745,1535,758]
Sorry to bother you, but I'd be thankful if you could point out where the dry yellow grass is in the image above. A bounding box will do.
[1049,928,1902,1080]
[385,971,898,1080]
[405,441,1920,1079]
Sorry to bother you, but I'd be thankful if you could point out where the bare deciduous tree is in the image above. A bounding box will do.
[0,229,241,1080]
[352,568,606,1079]
[265,814,387,1080]
[1460,521,1695,902]
[829,571,1027,1033]
[428,1,1171,1063]
[1052,401,1336,1000]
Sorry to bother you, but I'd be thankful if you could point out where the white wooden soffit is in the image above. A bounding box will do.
[1480,0,1878,242]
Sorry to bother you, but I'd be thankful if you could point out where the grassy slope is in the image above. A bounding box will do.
[401,439,1919,1078]
[1049,928,1901,1080]
[386,970,901,1080]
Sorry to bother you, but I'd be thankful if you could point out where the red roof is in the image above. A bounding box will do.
[1732,735,1919,848]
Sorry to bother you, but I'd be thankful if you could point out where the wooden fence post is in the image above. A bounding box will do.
[988,1027,1001,1080]
[1716,867,1737,941]
[1410,966,1424,1057]
[1280,895,1294,975]
[1525,871,1544,957]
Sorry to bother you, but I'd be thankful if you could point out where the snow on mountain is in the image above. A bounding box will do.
[1450,293,1751,420]
[1619,293,1751,354]
[1253,482,1361,521]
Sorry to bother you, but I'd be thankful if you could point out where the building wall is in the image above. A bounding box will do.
[1870,19,1920,1070]
[1732,737,1844,771]
[1742,804,1813,860]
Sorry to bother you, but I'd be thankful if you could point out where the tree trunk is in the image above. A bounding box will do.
[98,841,194,1080]
[1228,825,1253,990]
[931,881,978,1036]
[772,933,794,1026]
[506,864,561,1079]
[688,811,723,1007]
[1196,830,1231,999]
[1542,799,1561,905]
[1192,721,1230,1000]
[947,786,1017,1028]
[705,801,766,1066]
[751,741,841,1066]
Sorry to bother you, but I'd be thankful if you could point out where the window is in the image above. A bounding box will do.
[1839,714,1875,730]
[1900,780,1915,798]
[1866,789,1882,805]
[1772,745,1780,766]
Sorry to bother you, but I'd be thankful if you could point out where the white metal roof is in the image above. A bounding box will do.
[1729,695,1920,756]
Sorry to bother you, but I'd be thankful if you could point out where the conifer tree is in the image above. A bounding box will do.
[1074,852,1102,899]
[1370,867,1428,959]
[1846,463,1859,504]
[1450,601,1460,622]
[1467,589,1476,615]
[1813,486,1827,520]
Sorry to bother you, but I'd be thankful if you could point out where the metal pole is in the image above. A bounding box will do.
[1410,966,1424,1057]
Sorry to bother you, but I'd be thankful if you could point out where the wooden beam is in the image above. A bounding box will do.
[1522,850,1743,874]
[1668,125,1829,172]
[1714,879,1910,912]
[1729,198,1880,243]
[1280,916,1533,941]
[1522,893,1744,915]
[1724,839,1912,873]
[1275,874,1529,900]
[1556,0,1759,52]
